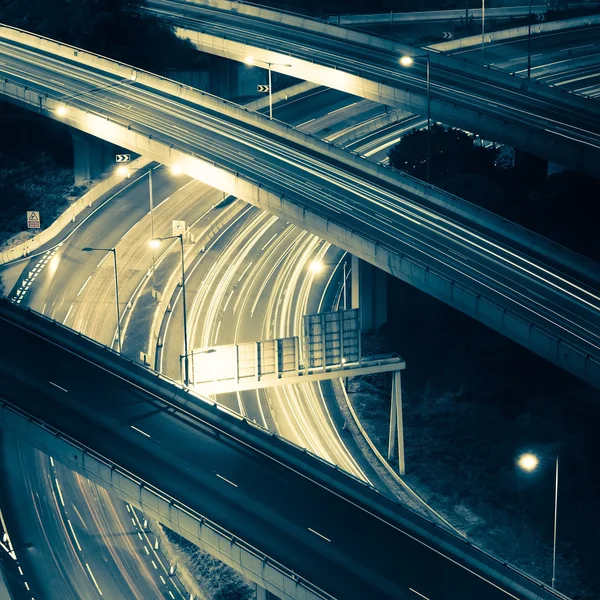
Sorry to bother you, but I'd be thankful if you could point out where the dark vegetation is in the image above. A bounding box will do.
[162,527,255,600]
[0,0,204,71]
[389,125,600,262]
[0,0,206,246]
[0,104,76,247]
[351,280,600,599]
[345,128,600,597]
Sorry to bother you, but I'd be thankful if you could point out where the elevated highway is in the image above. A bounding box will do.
[147,0,600,177]
[0,299,573,600]
[0,23,598,388]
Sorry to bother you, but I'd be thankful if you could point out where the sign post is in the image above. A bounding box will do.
[172,220,186,238]
[26,211,40,229]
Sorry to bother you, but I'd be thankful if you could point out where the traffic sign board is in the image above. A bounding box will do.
[115,154,131,163]
[27,211,40,229]
[535,13,546,21]
[257,85,270,93]
[442,31,454,39]
[172,220,186,237]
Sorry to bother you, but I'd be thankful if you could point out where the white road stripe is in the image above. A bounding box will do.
[130,426,151,438]
[215,473,238,488]
[67,519,82,552]
[55,479,65,507]
[410,588,431,599]
[49,381,68,393]
[308,528,331,543]
[85,563,103,596]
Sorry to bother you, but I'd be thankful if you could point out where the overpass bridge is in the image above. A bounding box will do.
[0,23,599,389]
[148,0,600,177]
[0,299,574,600]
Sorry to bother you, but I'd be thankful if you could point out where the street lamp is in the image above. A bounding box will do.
[81,246,122,353]
[244,56,292,120]
[481,0,486,63]
[400,53,432,183]
[517,452,560,589]
[150,234,189,386]
[308,257,349,310]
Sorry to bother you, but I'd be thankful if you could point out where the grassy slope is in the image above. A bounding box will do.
[350,278,599,599]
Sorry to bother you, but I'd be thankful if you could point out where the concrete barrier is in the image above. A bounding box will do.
[327,5,553,25]
[431,13,600,52]
[0,157,151,265]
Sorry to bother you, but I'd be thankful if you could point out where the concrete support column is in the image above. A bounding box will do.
[350,256,388,333]
[255,585,279,600]
[71,130,117,186]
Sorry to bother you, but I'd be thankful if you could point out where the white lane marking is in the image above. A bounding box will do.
[410,588,431,599]
[237,262,253,282]
[131,518,137,527]
[130,426,151,438]
[144,545,150,555]
[261,232,278,251]
[214,320,222,343]
[169,592,175,599]
[160,575,166,584]
[55,479,65,507]
[50,457,54,467]
[67,519,82,552]
[49,381,68,393]
[17,566,23,575]
[126,504,131,512]
[63,304,73,325]
[77,275,92,298]
[24,581,30,591]
[560,44,593,51]
[152,560,158,570]
[308,528,331,543]
[137,532,143,541]
[85,563,103,596]
[215,473,238,488]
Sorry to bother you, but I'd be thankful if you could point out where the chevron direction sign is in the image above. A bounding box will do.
[115,154,131,163]
[257,84,270,93]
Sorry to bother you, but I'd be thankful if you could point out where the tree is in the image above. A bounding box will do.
[389,124,498,184]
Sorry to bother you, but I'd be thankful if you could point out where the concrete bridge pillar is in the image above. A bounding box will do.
[71,130,117,186]
[350,256,388,333]
[255,585,279,600]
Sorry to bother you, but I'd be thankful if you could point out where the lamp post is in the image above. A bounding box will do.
[481,0,486,63]
[517,452,560,588]
[81,246,122,353]
[527,0,532,78]
[308,257,349,311]
[244,56,292,120]
[400,53,432,183]
[118,165,183,290]
[150,234,189,386]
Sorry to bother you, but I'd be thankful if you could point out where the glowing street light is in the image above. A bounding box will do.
[400,52,432,183]
[308,256,349,310]
[150,234,189,386]
[245,56,292,120]
[55,104,68,117]
[309,259,325,274]
[517,452,560,588]
[517,453,539,471]
[171,164,182,176]
[116,165,131,178]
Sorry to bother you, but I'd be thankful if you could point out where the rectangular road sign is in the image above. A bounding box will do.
[26,211,40,229]
[115,154,131,163]
[257,85,270,93]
